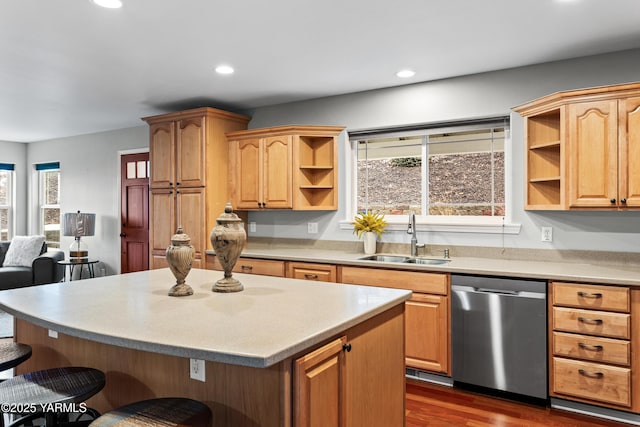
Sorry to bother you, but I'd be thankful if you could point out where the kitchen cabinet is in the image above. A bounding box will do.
[515,82,640,210]
[206,254,285,277]
[338,266,450,374]
[549,281,640,410]
[227,126,345,210]
[143,108,250,269]
[287,262,337,282]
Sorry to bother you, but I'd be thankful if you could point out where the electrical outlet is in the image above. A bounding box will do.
[541,226,553,242]
[248,222,256,233]
[48,329,58,339]
[190,358,206,382]
[307,222,318,234]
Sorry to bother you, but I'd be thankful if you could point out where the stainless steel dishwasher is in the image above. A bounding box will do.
[451,274,547,400]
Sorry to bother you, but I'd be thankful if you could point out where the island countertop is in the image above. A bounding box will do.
[0,268,410,368]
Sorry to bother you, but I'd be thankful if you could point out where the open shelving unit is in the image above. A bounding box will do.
[524,108,564,209]
[295,134,338,209]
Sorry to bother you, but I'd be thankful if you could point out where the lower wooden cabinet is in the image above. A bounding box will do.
[550,281,640,411]
[405,293,449,373]
[338,266,450,375]
[293,304,406,426]
[294,336,347,426]
[287,262,337,282]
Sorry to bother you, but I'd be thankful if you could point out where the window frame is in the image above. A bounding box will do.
[340,118,521,235]
[0,164,15,240]
[36,163,61,248]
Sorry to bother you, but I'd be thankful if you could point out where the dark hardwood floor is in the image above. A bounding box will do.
[406,379,631,426]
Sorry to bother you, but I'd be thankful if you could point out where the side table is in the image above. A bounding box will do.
[58,259,99,281]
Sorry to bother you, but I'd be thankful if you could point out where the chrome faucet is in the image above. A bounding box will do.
[407,212,423,256]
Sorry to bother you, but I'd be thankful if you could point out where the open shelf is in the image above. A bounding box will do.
[524,108,563,208]
[294,133,339,209]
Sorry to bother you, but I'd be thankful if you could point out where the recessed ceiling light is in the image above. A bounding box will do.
[396,69,415,78]
[92,0,123,8]
[215,65,235,75]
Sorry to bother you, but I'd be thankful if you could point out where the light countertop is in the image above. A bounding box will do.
[216,248,640,287]
[0,268,410,368]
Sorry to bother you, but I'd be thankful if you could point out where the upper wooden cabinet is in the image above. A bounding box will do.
[142,108,250,268]
[515,82,640,210]
[227,125,345,210]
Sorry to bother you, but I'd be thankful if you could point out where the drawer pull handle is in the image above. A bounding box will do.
[304,274,319,280]
[577,291,602,299]
[578,369,604,378]
[578,317,603,325]
[578,342,604,352]
[241,265,253,272]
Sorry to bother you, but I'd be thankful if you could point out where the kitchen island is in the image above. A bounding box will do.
[0,268,410,426]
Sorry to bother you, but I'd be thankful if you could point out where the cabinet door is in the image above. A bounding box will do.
[618,96,640,208]
[232,139,262,209]
[149,188,175,269]
[176,116,206,188]
[294,336,346,427]
[176,187,206,262]
[405,293,449,374]
[263,136,293,208]
[568,100,619,208]
[149,122,175,188]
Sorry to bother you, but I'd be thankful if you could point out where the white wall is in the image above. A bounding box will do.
[26,126,148,274]
[246,48,640,253]
[0,140,28,235]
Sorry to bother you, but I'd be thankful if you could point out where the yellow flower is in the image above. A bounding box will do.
[352,211,387,239]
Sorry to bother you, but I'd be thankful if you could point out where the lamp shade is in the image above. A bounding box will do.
[62,211,96,237]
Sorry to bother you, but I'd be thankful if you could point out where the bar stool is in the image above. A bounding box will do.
[0,366,105,427]
[0,343,32,373]
[89,398,212,427]
[0,343,32,427]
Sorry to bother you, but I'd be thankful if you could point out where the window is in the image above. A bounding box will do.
[37,162,61,248]
[352,118,508,222]
[0,163,14,240]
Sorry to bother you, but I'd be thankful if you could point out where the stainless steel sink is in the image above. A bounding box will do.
[358,255,411,263]
[357,255,450,265]
[404,258,450,265]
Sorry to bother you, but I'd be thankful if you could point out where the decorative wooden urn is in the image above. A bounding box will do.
[211,203,246,293]
[166,226,195,297]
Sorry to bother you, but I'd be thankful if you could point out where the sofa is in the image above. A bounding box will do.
[0,240,65,290]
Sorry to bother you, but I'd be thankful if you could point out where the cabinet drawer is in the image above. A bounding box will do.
[552,307,630,339]
[339,266,448,295]
[287,262,336,282]
[552,357,630,407]
[553,332,630,366]
[553,282,629,312]
[207,255,285,277]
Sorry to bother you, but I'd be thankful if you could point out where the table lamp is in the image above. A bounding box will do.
[62,210,96,261]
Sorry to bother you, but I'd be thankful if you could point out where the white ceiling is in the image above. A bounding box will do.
[2,0,640,142]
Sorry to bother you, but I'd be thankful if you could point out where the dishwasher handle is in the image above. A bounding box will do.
[452,284,546,299]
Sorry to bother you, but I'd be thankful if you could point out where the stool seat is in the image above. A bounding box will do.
[0,366,105,407]
[89,398,212,427]
[0,343,32,372]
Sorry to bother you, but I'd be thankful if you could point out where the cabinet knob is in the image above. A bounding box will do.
[169,182,173,186]
[342,343,352,352]
[610,198,616,203]
[621,198,627,203]
[119,233,126,238]
[176,182,180,186]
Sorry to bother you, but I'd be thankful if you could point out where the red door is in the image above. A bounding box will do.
[120,152,149,273]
